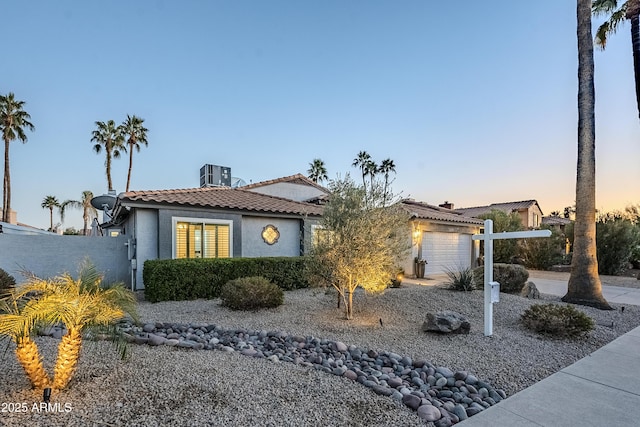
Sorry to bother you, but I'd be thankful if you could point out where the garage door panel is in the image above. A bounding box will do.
[422,232,472,275]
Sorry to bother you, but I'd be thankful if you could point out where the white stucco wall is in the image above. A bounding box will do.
[241,217,301,257]
[247,182,326,202]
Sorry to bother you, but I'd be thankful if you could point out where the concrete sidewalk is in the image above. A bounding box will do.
[458,276,640,426]
[458,324,640,426]
[532,277,640,306]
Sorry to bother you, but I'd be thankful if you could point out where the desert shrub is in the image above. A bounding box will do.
[519,225,565,270]
[444,266,475,291]
[220,276,284,310]
[143,257,308,302]
[478,210,524,263]
[472,263,529,293]
[596,214,640,275]
[521,303,594,337]
[0,268,16,297]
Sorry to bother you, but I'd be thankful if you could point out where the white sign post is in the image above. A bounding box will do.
[472,219,551,336]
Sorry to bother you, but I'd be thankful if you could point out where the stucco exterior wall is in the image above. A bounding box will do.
[247,182,326,202]
[0,234,129,286]
[241,217,302,257]
[131,209,158,290]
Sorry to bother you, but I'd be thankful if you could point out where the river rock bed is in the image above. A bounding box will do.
[120,320,506,424]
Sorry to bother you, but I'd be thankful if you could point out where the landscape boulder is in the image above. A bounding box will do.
[521,281,540,299]
[422,311,470,334]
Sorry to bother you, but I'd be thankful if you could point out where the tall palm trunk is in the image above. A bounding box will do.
[53,327,83,389]
[563,0,612,310]
[15,337,51,389]
[630,0,640,120]
[106,140,113,192]
[49,207,54,231]
[125,142,134,192]
[3,137,10,223]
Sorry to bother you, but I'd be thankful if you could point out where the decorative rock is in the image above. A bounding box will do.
[332,341,348,352]
[434,417,452,427]
[402,393,422,411]
[165,339,179,346]
[142,323,155,333]
[372,385,394,397]
[453,404,468,421]
[388,377,403,388]
[147,334,166,346]
[417,404,441,422]
[422,311,470,334]
[521,281,540,299]
[343,370,358,381]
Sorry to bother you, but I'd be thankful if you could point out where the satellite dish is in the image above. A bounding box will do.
[231,177,247,188]
[90,194,116,211]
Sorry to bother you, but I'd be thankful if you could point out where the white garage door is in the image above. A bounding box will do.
[422,232,472,275]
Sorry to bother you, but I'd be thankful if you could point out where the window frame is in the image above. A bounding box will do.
[172,217,233,259]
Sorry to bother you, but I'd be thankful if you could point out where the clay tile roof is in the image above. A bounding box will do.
[242,173,328,192]
[119,187,323,216]
[401,199,484,225]
[455,200,540,217]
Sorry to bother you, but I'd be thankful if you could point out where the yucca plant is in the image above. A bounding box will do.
[0,293,54,389]
[11,263,138,389]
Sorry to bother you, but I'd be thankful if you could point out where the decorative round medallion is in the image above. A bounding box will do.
[261,224,280,245]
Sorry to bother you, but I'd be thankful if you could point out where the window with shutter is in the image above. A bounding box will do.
[173,218,232,259]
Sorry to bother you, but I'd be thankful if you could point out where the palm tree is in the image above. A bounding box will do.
[352,151,372,189]
[364,159,378,193]
[120,115,148,192]
[1,93,35,223]
[0,293,54,389]
[307,158,328,183]
[562,0,613,310]
[41,195,60,232]
[12,262,138,389]
[593,0,640,120]
[60,191,98,236]
[379,158,396,206]
[92,120,124,192]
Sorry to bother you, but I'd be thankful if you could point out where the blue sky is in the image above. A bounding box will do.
[3,0,639,230]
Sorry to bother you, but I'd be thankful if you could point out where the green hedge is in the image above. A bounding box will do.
[143,257,309,302]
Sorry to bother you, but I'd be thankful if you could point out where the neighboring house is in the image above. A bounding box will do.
[102,186,324,290]
[400,200,484,277]
[242,173,329,203]
[542,215,573,234]
[454,200,544,229]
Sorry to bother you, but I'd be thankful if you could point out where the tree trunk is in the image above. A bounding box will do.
[53,328,83,389]
[344,290,354,320]
[126,143,133,192]
[106,140,113,192]
[15,337,51,389]
[49,207,54,231]
[3,137,10,223]
[629,1,640,121]
[563,0,612,310]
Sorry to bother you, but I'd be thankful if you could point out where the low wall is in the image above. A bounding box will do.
[0,234,130,286]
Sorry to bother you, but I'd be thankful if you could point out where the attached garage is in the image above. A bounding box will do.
[401,200,484,278]
[422,232,473,275]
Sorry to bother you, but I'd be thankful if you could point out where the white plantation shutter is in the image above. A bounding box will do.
[175,220,231,259]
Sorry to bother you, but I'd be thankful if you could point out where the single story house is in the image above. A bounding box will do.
[102,185,324,290]
[100,173,485,289]
[453,200,544,229]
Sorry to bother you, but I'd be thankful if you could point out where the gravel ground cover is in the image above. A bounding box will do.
[1,280,638,427]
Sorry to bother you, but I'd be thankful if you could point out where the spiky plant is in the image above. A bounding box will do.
[0,292,54,389]
[13,263,138,389]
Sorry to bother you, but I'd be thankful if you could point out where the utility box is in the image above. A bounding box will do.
[489,281,500,303]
